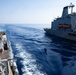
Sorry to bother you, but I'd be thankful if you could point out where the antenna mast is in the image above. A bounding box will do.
[69,3,75,13]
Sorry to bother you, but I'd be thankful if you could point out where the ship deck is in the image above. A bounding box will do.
[1,50,9,59]
[0,32,13,75]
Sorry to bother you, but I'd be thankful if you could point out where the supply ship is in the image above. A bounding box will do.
[44,3,76,41]
[0,31,18,75]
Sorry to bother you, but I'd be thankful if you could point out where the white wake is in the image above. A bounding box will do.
[15,43,47,75]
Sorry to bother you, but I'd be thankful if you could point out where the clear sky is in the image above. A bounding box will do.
[0,0,76,24]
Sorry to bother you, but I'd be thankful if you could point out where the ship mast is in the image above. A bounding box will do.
[69,3,75,14]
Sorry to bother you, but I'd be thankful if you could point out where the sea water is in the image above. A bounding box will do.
[3,24,76,75]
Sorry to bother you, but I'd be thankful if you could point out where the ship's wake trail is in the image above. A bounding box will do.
[15,43,47,75]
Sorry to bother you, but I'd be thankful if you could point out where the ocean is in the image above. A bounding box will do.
[3,24,76,75]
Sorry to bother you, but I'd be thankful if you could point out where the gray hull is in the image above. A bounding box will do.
[44,29,76,41]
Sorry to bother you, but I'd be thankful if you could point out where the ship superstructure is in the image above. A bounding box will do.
[52,3,76,31]
[44,3,76,41]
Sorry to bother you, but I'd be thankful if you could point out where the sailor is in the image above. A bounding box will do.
[0,34,4,53]
[3,35,8,50]
[44,48,47,54]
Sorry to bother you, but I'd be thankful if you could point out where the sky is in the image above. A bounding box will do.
[0,0,76,24]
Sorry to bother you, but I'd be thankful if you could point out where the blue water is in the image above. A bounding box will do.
[4,24,76,75]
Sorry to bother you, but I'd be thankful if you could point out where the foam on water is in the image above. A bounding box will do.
[15,43,47,75]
